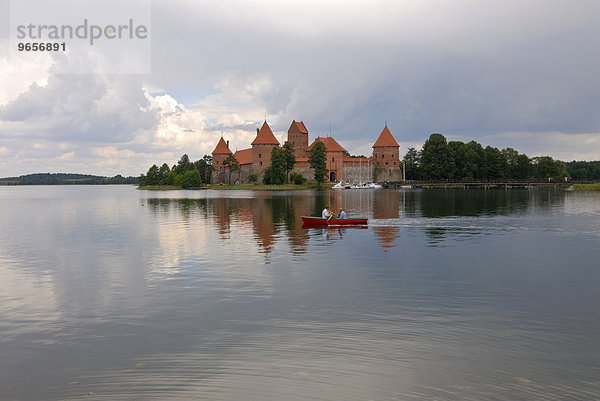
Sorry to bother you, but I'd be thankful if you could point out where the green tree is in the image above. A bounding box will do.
[484,146,507,180]
[158,163,171,184]
[282,141,296,183]
[267,147,287,185]
[290,172,307,185]
[223,154,240,184]
[462,141,485,180]
[308,141,328,185]
[421,133,451,180]
[515,154,532,179]
[181,169,202,189]
[194,156,213,184]
[532,156,562,180]
[502,147,529,179]
[173,154,193,175]
[145,164,160,185]
[402,147,421,180]
[447,141,465,180]
[162,171,176,185]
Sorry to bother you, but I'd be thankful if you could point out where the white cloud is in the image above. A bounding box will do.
[1,0,599,177]
[0,42,52,105]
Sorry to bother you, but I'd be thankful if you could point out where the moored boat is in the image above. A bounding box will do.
[301,216,368,226]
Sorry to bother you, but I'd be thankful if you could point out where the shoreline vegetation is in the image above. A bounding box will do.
[136,182,600,191]
[573,183,600,191]
[138,182,334,191]
[0,173,138,185]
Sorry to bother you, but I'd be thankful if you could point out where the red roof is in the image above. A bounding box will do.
[234,148,252,165]
[251,121,280,145]
[307,137,347,153]
[212,137,232,155]
[372,125,400,148]
[290,120,308,134]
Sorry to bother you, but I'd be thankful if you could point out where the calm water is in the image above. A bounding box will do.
[1,185,599,400]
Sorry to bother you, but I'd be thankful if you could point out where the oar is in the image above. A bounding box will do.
[328,211,338,222]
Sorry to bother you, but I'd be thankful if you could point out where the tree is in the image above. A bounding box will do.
[502,147,530,180]
[461,141,485,180]
[309,141,328,185]
[447,141,465,180]
[181,169,202,189]
[420,133,451,180]
[484,146,507,180]
[266,147,287,185]
[403,148,421,180]
[223,154,240,184]
[282,141,296,183]
[158,163,171,185]
[145,164,160,185]
[173,154,193,175]
[194,156,213,184]
[532,156,562,180]
[515,154,531,179]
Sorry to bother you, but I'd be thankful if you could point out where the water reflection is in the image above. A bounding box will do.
[142,188,574,250]
[2,186,599,401]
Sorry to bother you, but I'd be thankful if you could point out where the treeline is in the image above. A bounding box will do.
[403,133,600,181]
[0,173,138,185]
[139,154,213,188]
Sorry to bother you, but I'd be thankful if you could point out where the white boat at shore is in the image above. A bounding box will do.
[333,181,382,189]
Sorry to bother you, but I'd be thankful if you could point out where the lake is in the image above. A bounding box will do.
[1,185,599,400]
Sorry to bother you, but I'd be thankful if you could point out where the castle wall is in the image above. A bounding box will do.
[342,165,374,183]
[374,167,402,183]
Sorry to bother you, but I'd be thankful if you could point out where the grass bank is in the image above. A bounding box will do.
[573,183,600,191]
[137,185,185,190]
[138,183,333,191]
[207,182,333,190]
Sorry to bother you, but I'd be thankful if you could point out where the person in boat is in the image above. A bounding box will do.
[322,206,331,219]
[338,208,347,219]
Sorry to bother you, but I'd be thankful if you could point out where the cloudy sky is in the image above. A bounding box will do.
[1,0,599,177]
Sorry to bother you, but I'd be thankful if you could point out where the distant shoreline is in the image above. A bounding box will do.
[0,173,138,186]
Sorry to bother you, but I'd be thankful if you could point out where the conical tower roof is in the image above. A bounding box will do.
[372,125,399,148]
[212,136,233,155]
[308,137,347,153]
[251,121,280,145]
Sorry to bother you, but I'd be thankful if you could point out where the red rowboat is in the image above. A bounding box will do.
[301,216,368,226]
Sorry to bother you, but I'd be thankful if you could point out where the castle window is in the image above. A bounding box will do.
[386,162,388,166]
[259,154,261,158]
[382,154,385,158]
[260,161,263,166]
[332,157,335,162]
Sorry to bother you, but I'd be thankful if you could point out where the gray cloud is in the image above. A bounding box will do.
[1,0,599,176]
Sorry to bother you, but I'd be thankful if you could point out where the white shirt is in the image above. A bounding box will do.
[322,208,330,218]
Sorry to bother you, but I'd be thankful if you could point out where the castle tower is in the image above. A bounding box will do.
[372,125,401,182]
[372,125,400,168]
[211,136,233,172]
[251,121,280,169]
[287,120,309,159]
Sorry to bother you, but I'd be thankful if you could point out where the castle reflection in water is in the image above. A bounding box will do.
[142,188,563,254]
[142,190,407,254]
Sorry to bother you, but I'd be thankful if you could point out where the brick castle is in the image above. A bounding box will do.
[212,120,401,183]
